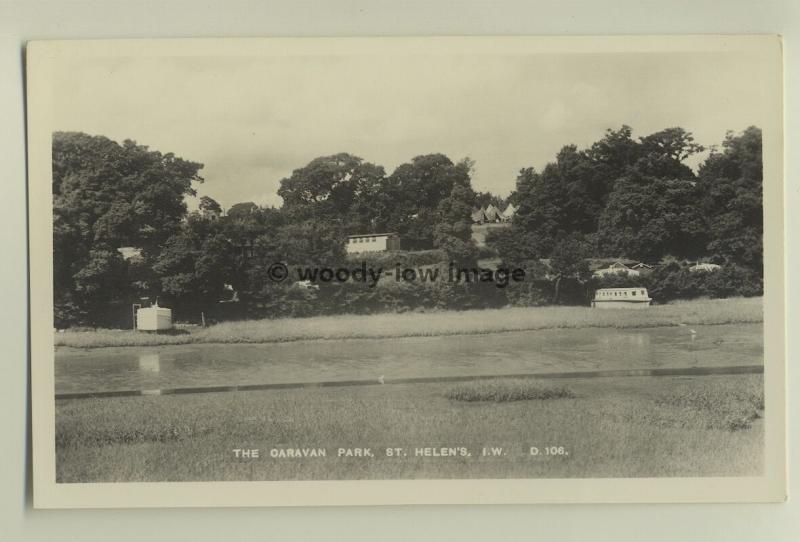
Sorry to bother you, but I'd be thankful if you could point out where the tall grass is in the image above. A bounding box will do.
[444,379,575,402]
[55,296,763,349]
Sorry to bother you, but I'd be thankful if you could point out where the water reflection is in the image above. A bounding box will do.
[596,333,651,349]
[55,323,763,394]
[138,353,160,373]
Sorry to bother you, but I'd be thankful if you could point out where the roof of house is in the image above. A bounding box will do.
[596,287,649,292]
[690,262,722,271]
[346,232,399,239]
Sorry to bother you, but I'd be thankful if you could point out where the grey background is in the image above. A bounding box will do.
[1,1,798,541]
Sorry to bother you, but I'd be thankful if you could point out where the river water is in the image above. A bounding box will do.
[54,323,763,394]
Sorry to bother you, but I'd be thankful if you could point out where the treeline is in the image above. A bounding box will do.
[52,125,763,328]
[52,133,477,327]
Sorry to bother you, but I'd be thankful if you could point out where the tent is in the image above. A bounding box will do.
[471,208,489,223]
[484,204,505,222]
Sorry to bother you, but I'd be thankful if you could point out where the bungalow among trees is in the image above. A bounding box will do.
[345,233,402,254]
[592,261,644,278]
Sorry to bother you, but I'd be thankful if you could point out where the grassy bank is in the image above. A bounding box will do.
[55,296,763,349]
[55,373,763,482]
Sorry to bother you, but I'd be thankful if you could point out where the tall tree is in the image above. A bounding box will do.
[152,213,235,312]
[433,161,478,265]
[277,153,385,229]
[226,201,259,221]
[199,195,223,219]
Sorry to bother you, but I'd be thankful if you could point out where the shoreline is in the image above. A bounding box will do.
[55,319,764,354]
[54,297,763,350]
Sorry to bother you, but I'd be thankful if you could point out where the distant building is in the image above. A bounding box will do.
[592,261,641,278]
[345,233,401,254]
[117,246,143,261]
[592,287,652,309]
[689,262,722,273]
[631,262,654,274]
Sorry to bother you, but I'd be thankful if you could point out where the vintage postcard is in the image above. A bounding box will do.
[27,36,785,508]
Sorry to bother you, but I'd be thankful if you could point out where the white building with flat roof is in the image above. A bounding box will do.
[345,233,401,254]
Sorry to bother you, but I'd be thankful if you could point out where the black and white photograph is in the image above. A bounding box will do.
[26,36,785,507]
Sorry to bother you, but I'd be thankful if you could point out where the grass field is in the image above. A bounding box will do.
[55,373,763,482]
[55,296,763,349]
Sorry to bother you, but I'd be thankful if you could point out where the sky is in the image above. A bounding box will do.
[50,46,773,210]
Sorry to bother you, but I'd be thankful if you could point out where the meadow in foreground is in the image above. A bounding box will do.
[55,296,763,349]
[55,374,763,482]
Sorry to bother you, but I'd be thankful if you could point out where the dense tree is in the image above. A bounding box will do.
[474,191,506,210]
[151,213,235,312]
[52,132,203,326]
[594,175,709,261]
[499,136,632,258]
[497,125,708,265]
[52,126,763,326]
[696,127,763,272]
[382,154,473,249]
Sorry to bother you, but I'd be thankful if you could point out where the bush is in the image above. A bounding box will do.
[346,249,447,268]
[655,377,763,431]
[445,379,575,402]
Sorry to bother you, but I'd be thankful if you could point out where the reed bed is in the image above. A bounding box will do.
[55,296,763,349]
